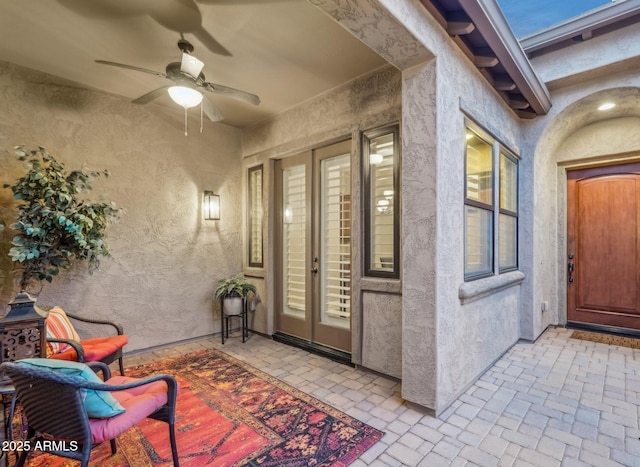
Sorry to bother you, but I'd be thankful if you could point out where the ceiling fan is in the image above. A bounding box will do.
[95,38,260,134]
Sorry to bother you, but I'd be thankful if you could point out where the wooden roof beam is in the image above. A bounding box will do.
[509,97,531,110]
[474,55,499,67]
[473,46,499,67]
[446,10,475,36]
[493,75,517,91]
[447,21,475,35]
[516,108,538,119]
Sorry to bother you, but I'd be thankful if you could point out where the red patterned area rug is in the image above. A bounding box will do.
[22,348,383,466]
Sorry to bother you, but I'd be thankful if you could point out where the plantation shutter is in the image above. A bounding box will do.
[320,154,351,327]
[282,165,306,316]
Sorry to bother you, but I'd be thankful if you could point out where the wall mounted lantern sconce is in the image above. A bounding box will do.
[203,191,220,220]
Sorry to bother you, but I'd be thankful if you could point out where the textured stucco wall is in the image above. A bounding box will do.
[377,0,522,411]
[530,22,640,88]
[401,60,439,408]
[241,65,403,367]
[0,60,244,352]
[313,0,523,412]
[556,117,640,162]
[520,74,640,342]
[362,291,402,378]
[435,39,521,412]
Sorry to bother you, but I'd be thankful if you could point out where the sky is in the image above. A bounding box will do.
[497,0,614,37]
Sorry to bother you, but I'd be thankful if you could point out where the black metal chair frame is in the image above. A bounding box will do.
[1,361,179,467]
[47,312,127,375]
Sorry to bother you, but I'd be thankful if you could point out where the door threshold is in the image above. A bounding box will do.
[272,332,354,367]
[567,321,640,339]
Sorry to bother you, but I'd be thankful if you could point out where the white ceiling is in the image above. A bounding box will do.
[0,0,388,128]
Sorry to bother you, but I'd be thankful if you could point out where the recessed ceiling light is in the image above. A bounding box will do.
[598,102,616,111]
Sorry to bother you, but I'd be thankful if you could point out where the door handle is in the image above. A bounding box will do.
[568,262,574,283]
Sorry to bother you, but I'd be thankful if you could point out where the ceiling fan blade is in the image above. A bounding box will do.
[202,82,260,106]
[192,28,232,57]
[132,86,171,104]
[95,60,166,78]
[202,96,224,122]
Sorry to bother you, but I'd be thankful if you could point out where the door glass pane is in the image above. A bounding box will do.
[499,214,517,270]
[282,165,306,318]
[466,131,493,205]
[465,205,493,277]
[320,153,351,329]
[369,132,395,271]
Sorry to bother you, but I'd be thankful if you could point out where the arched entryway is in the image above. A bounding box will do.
[533,87,640,337]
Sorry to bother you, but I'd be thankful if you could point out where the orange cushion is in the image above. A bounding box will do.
[49,335,128,362]
[45,307,81,355]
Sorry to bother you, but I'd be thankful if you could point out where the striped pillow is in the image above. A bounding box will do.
[46,307,81,356]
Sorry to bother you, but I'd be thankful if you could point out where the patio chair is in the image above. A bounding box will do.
[1,359,179,467]
[45,306,128,375]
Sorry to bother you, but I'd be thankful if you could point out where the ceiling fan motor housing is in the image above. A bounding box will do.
[165,62,205,83]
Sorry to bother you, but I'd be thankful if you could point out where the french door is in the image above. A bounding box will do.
[275,139,352,353]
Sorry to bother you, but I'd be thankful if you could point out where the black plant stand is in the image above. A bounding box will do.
[221,297,248,344]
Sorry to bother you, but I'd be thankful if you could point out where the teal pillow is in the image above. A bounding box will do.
[16,359,125,418]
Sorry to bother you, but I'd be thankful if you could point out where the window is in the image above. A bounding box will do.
[248,165,263,268]
[363,125,399,278]
[464,122,518,280]
[499,153,518,271]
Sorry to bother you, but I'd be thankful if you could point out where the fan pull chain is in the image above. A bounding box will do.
[184,107,188,136]
[200,101,203,134]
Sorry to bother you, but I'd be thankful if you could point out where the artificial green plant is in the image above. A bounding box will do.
[4,146,123,291]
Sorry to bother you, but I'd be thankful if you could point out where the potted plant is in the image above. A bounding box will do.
[215,273,256,315]
[3,146,123,293]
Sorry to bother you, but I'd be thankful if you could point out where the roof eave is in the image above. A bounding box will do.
[521,0,640,55]
[462,0,552,115]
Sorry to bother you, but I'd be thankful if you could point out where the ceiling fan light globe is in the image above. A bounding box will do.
[168,86,203,108]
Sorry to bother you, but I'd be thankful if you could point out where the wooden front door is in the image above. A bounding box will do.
[567,163,640,331]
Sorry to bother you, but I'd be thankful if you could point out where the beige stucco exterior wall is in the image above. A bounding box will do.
[310,0,524,413]
[240,66,403,373]
[0,60,244,352]
[520,72,640,344]
[372,0,522,412]
[515,18,640,344]
[530,22,640,89]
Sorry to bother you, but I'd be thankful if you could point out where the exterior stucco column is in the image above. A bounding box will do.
[401,60,438,409]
